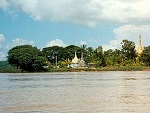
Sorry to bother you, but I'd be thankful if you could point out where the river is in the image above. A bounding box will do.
[0,71,150,113]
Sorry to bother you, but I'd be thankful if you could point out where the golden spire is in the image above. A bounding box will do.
[137,35,143,55]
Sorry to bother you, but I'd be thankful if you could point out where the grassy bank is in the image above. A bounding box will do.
[0,65,149,73]
[48,66,150,72]
[0,69,22,73]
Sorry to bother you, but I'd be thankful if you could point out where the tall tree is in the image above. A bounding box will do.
[80,44,87,52]
[42,46,64,64]
[121,40,136,60]
[92,46,106,67]
[62,45,81,60]
[85,47,94,63]
[140,45,150,66]
[104,49,125,66]
[8,45,47,72]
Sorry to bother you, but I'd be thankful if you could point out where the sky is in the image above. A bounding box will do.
[0,0,150,61]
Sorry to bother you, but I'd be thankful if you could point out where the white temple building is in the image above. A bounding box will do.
[71,51,86,68]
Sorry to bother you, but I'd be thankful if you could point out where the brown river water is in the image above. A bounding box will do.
[0,71,150,113]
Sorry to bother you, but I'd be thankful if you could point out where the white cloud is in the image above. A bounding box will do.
[113,25,150,47]
[103,40,120,51]
[0,36,34,60]
[80,41,87,46]
[89,38,98,43]
[0,0,9,11]
[0,51,6,61]
[103,25,150,51]
[46,39,67,47]
[0,34,6,61]
[0,34,5,52]
[6,38,34,49]
[0,34,5,43]
[1,0,150,27]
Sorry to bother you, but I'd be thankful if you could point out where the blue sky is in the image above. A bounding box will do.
[0,0,150,61]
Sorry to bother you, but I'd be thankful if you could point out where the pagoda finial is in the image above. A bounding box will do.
[139,35,142,46]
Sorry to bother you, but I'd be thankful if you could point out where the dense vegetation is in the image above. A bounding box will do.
[2,39,150,72]
[0,61,22,73]
[7,45,47,72]
[140,45,150,66]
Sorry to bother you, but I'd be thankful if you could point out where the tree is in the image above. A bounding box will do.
[60,59,72,68]
[80,44,87,50]
[42,46,64,64]
[140,45,150,66]
[104,49,113,66]
[121,39,136,60]
[104,49,125,66]
[91,46,106,67]
[8,45,47,72]
[62,45,81,60]
[84,47,94,63]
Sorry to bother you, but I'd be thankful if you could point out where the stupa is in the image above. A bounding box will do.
[79,52,86,67]
[137,35,143,55]
[71,51,79,67]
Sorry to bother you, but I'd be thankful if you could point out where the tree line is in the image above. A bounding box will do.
[7,39,150,72]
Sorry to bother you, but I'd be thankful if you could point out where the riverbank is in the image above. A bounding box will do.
[0,69,22,73]
[48,66,150,72]
[0,66,149,73]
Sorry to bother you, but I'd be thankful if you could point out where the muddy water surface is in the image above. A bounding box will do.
[0,71,150,113]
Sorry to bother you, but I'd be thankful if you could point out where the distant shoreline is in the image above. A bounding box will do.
[0,66,150,73]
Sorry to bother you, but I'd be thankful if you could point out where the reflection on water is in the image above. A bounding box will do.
[0,71,150,113]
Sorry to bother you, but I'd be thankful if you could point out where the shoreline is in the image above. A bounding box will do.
[48,66,150,72]
[0,66,150,73]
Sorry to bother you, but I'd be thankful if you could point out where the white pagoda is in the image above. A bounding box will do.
[71,51,79,67]
[79,52,86,67]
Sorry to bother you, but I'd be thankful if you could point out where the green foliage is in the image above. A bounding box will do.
[0,61,22,73]
[60,59,71,68]
[85,47,94,63]
[8,45,47,72]
[0,61,13,69]
[42,45,82,65]
[5,40,149,73]
[104,49,125,66]
[91,46,106,67]
[140,45,150,66]
[42,46,64,64]
[121,39,136,60]
[62,45,82,60]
